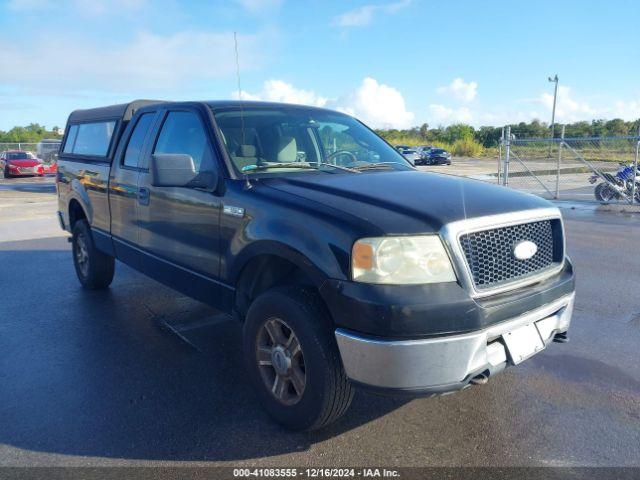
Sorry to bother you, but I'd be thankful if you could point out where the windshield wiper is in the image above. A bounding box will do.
[316,162,360,173]
[243,162,360,173]
[242,162,317,172]
[351,162,397,171]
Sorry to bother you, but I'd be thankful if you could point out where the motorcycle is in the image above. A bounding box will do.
[589,163,640,202]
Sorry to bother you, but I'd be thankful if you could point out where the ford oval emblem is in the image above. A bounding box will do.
[513,240,538,260]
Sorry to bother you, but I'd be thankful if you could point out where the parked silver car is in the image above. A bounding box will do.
[394,145,419,166]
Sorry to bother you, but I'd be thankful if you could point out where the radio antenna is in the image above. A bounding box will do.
[233,32,243,102]
[233,32,247,145]
[233,31,251,189]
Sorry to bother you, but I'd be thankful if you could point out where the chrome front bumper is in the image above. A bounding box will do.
[335,292,575,393]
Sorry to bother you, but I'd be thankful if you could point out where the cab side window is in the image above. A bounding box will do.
[73,121,116,156]
[153,111,213,173]
[63,125,79,154]
[123,113,154,168]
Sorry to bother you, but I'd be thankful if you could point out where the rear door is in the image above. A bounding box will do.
[109,111,157,265]
[136,107,223,279]
[58,120,119,233]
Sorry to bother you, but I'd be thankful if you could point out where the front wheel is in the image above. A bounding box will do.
[243,286,354,431]
[72,220,115,289]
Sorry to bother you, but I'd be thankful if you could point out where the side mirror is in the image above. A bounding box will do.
[150,153,217,190]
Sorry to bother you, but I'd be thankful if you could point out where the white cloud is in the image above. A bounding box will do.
[436,78,478,103]
[428,104,474,124]
[232,77,414,129]
[0,30,273,92]
[7,0,147,14]
[537,85,596,122]
[232,80,328,107]
[7,0,51,9]
[74,0,148,15]
[234,0,284,13]
[336,77,414,129]
[608,99,640,121]
[332,0,411,28]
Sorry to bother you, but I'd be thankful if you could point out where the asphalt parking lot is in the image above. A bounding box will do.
[1,176,639,468]
[418,158,615,201]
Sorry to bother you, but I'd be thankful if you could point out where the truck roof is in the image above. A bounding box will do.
[67,99,163,123]
[205,100,346,115]
[66,99,346,126]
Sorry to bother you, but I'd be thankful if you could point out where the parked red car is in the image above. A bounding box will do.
[41,161,58,175]
[0,150,45,178]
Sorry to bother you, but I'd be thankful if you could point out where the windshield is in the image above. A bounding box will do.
[6,152,33,160]
[431,149,447,154]
[213,106,411,175]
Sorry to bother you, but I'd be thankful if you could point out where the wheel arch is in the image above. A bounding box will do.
[68,198,88,230]
[231,241,330,320]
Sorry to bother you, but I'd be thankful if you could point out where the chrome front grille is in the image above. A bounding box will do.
[459,219,562,291]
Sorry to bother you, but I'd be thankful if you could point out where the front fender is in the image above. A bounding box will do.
[220,180,357,289]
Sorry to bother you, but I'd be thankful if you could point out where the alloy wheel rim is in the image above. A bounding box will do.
[75,233,90,277]
[601,187,615,201]
[256,317,306,406]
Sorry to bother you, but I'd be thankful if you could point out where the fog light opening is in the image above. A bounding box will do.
[553,332,569,343]
[470,370,490,385]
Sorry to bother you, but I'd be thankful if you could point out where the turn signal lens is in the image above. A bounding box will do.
[353,241,374,270]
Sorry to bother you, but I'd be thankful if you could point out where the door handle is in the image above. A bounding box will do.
[138,187,150,205]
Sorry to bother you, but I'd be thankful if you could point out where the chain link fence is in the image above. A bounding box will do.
[498,127,640,204]
[0,141,61,163]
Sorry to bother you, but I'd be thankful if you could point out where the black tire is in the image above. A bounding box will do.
[72,220,115,289]
[594,183,619,202]
[594,183,605,201]
[243,286,354,431]
[3,167,10,178]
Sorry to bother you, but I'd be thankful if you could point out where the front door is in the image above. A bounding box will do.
[109,111,157,266]
[137,108,223,280]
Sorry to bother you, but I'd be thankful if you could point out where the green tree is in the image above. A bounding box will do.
[419,123,429,140]
[475,126,502,147]
[443,124,474,143]
[604,119,627,137]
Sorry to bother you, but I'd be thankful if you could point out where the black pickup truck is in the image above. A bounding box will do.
[56,100,575,430]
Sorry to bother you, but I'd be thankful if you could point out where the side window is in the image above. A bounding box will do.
[153,111,212,172]
[64,121,116,157]
[63,125,79,154]
[123,113,154,168]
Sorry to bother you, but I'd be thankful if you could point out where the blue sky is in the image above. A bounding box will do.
[1,0,639,131]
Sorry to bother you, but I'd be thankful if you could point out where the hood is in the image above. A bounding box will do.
[8,159,41,167]
[262,170,552,235]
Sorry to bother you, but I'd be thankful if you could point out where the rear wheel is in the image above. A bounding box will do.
[594,183,619,202]
[243,286,354,431]
[72,220,115,289]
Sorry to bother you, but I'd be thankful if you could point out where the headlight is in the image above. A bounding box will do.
[352,236,456,284]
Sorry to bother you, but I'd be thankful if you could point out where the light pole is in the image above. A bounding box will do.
[547,75,559,158]
[548,75,559,140]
